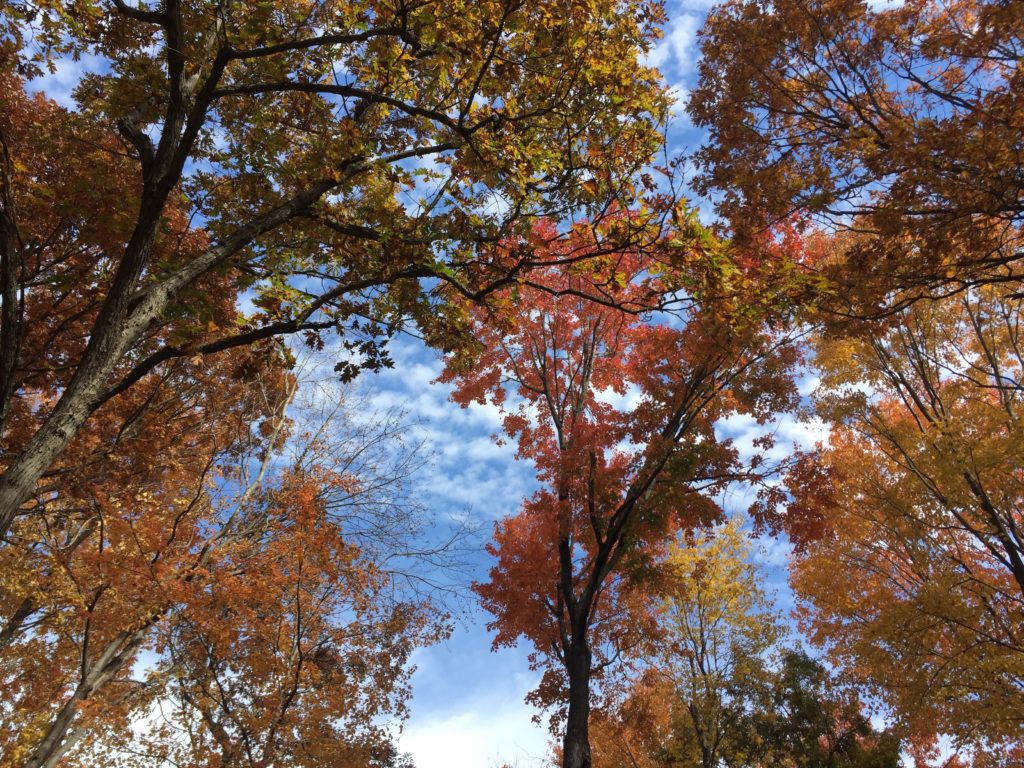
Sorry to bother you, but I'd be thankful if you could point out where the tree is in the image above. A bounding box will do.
[0,352,449,767]
[688,0,1024,311]
[118,469,442,768]
[0,0,671,532]
[442,223,800,768]
[646,518,783,768]
[589,517,781,768]
[744,652,902,768]
[789,281,1024,764]
[589,522,902,768]
[593,653,904,768]
[0,337,296,767]
[588,670,675,768]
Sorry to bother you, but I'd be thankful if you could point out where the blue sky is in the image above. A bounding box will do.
[23,1,830,764]
[344,336,548,767]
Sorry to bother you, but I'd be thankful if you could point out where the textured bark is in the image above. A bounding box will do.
[0,126,23,437]
[562,639,593,768]
[0,596,33,650]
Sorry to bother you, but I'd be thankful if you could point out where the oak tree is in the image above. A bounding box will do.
[742,651,903,768]
[0,0,670,531]
[689,0,1024,311]
[0,338,296,768]
[122,469,442,768]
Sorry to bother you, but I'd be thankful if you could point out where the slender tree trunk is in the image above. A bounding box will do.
[562,637,593,768]
[24,628,147,768]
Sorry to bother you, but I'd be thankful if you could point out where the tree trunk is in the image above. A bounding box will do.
[24,628,147,768]
[562,639,592,768]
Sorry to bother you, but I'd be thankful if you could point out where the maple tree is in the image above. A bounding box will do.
[441,221,801,768]
[689,0,1024,311]
[789,281,1024,764]
[0,0,671,532]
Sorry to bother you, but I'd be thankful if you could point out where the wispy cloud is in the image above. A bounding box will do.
[645,11,701,76]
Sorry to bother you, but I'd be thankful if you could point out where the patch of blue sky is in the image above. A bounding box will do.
[400,631,550,768]
[296,334,550,764]
[354,335,538,527]
[393,151,457,217]
[864,0,906,11]
[23,49,111,109]
[711,363,830,618]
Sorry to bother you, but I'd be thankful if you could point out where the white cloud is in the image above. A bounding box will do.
[645,12,701,76]
[774,415,830,450]
[399,627,551,768]
[716,408,830,465]
[400,707,550,768]
[752,533,794,569]
[593,382,644,413]
[798,374,822,397]
[665,84,691,118]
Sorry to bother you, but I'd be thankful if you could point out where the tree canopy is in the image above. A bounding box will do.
[590,520,903,768]
[3,0,1024,765]
[0,0,671,532]
[790,281,1024,762]
[690,0,1024,311]
[442,221,801,768]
